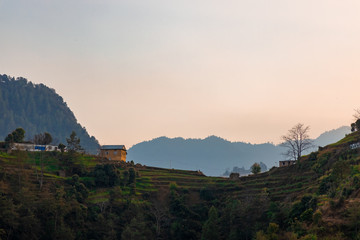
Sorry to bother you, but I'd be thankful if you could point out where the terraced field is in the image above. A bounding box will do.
[0,145,331,206]
[119,162,320,203]
[3,131,360,240]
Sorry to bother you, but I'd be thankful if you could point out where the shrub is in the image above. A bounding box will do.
[342,187,353,198]
[318,176,332,195]
[251,163,261,174]
[170,182,178,191]
[129,183,136,195]
[300,234,317,240]
[200,187,215,201]
[300,208,314,223]
[255,230,267,240]
[128,167,136,184]
[313,210,322,225]
[267,222,279,240]
[91,164,121,187]
[330,197,345,210]
[309,152,318,161]
[290,195,317,220]
[353,175,360,189]
[81,177,95,188]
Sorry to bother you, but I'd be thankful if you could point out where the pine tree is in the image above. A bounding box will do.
[201,206,220,240]
[66,131,82,153]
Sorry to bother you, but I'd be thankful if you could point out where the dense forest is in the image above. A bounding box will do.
[2,130,360,239]
[0,74,99,153]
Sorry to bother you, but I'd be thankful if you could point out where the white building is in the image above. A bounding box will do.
[11,143,62,152]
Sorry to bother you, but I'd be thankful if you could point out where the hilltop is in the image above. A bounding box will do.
[128,135,281,176]
[0,74,100,153]
[1,129,360,239]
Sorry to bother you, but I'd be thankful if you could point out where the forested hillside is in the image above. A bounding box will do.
[1,128,360,239]
[0,74,99,153]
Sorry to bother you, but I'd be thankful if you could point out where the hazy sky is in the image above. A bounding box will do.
[1,0,360,147]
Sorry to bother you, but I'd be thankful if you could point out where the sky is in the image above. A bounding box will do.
[1,0,360,148]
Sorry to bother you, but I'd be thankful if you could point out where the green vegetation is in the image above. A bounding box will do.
[67,131,83,153]
[328,131,359,147]
[251,162,262,174]
[201,206,220,240]
[5,128,25,143]
[1,131,360,239]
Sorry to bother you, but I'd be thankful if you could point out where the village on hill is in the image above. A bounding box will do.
[1,116,360,239]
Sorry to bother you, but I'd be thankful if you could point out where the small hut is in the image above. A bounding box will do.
[279,160,296,167]
[229,172,240,180]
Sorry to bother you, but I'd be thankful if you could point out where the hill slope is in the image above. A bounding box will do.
[313,126,351,147]
[0,74,99,153]
[1,129,360,239]
[128,126,350,176]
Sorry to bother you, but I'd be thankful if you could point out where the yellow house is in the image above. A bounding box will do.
[100,145,127,161]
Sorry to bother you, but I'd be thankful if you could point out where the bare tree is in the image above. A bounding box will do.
[281,123,314,161]
[97,200,109,213]
[354,108,360,120]
[150,201,167,237]
[33,132,53,145]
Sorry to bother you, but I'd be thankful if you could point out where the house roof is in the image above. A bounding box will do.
[100,145,126,150]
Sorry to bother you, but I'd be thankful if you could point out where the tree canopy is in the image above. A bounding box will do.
[251,163,261,174]
[201,206,220,240]
[4,128,25,146]
[67,131,82,153]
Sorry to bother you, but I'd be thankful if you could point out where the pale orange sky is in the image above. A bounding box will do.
[1,0,359,147]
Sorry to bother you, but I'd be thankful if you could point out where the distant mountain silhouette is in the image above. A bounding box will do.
[312,126,350,148]
[0,74,100,154]
[128,126,350,176]
[128,136,281,176]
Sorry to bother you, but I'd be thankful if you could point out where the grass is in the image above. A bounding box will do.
[88,190,110,203]
[43,172,65,179]
[328,132,359,147]
[76,155,97,167]
[136,163,317,201]
[3,131,359,207]
[4,156,305,203]
[0,152,13,158]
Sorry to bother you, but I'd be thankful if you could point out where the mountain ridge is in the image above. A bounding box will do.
[0,74,100,153]
[128,126,350,176]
